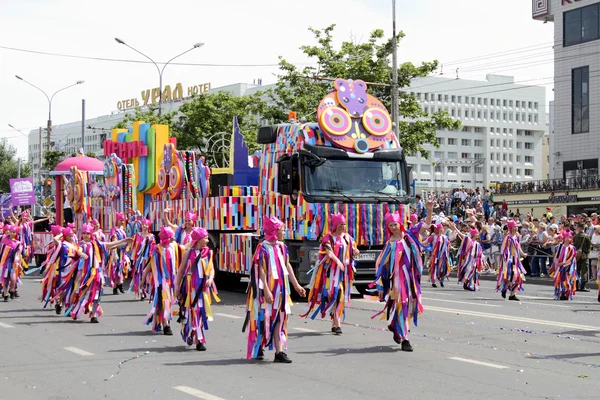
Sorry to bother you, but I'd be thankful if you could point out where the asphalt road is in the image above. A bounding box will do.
[1,274,600,400]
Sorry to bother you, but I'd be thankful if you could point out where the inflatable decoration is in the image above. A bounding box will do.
[103,154,122,202]
[317,78,394,154]
[70,166,89,214]
[197,156,211,198]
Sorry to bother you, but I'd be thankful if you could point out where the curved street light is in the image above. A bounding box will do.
[114,38,204,116]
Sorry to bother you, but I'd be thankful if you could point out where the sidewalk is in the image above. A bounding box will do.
[478,272,599,290]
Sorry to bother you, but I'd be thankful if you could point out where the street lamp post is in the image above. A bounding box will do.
[15,76,84,153]
[114,38,204,116]
[391,0,400,138]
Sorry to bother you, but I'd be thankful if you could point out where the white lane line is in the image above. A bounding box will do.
[422,297,502,308]
[63,347,94,356]
[173,386,226,400]
[0,322,15,328]
[518,295,592,304]
[473,297,571,309]
[292,327,317,332]
[449,357,509,369]
[420,291,454,296]
[427,305,600,331]
[214,313,243,319]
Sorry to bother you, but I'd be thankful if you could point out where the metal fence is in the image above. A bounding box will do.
[497,175,600,194]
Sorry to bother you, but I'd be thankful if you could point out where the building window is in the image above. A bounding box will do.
[502,153,507,161]
[503,139,507,148]
[434,151,444,159]
[448,152,457,159]
[509,100,513,107]
[483,111,488,119]
[461,152,470,159]
[457,96,462,103]
[490,166,494,174]
[524,142,534,150]
[424,93,429,101]
[461,139,471,146]
[490,139,494,147]
[451,95,456,103]
[437,137,445,145]
[448,138,457,145]
[525,156,533,163]
[516,168,521,176]
[461,166,471,173]
[477,110,482,119]
[516,155,521,162]
[563,159,599,180]
[496,166,500,174]
[435,165,442,172]
[503,167,507,174]
[451,109,455,117]
[516,100,520,108]
[474,139,483,146]
[421,164,431,173]
[475,167,483,174]
[491,99,495,106]
[447,166,457,173]
[503,100,507,107]
[457,109,462,118]
[572,66,590,134]
[490,111,495,120]
[564,4,600,47]
[484,98,488,106]
[496,139,500,147]
[474,127,483,133]
[509,167,513,175]
[474,153,483,159]
[524,130,532,136]
[444,95,449,102]
[509,140,513,148]
[524,169,533,176]
[496,153,500,161]
[509,154,513,162]
[465,110,469,118]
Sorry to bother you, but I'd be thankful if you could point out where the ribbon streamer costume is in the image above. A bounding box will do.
[174,212,197,246]
[427,223,452,287]
[550,231,577,300]
[41,226,79,309]
[301,213,357,330]
[177,227,219,350]
[0,226,24,301]
[496,221,526,299]
[372,213,424,348]
[129,219,156,298]
[456,229,484,291]
[106,213,129,292]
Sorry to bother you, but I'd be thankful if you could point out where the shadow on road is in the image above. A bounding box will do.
[164,358,253,367]
[528,352,600,360]
[108,346,188,354]
[86,330,158,337]
[297,345,401,356]
[288,331,329,339]
[550,329,600,338]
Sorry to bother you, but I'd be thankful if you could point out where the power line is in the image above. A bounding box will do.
[0,44,313,68]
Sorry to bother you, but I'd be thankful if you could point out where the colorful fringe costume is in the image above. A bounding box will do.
[550,241,577,300]
[40,233,79,308]
[243,240,293,359]
[427,227,452,285]
[106,226,129,288]
[456,232,484,291]
[372,218,424,342]
[496,234,526,294]
[18,219,34,265]
[65,239,108,320]
[0,233,23,295]
[174,226,193,246]
[178,247,219,346]
[129,232,155,297]
[145,230,183,332]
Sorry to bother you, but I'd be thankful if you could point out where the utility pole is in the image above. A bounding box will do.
[391,0,400,138]
[81,99,86,151]
[17,158,21,178]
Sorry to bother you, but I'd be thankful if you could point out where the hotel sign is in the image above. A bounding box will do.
[117,82,212,111]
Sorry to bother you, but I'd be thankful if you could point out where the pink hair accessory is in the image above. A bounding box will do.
[20,211,30,218]
[330,213,346,231]
[50,225,63,236]
[115,212,126,223]
[384,212,405,235]
[435,223,444,232]
[91,218,99,226]
[410,213,418,223]
[470,228,479,237]
[190,227,208,246]
[562,230,573,239]
[158,226,174,245]
[67,222,75,229]
[184,212,198,222]
[81,224,94,234]
[8,225,21,234]
[263,216,284,242]
[507,220,516,230]
[62,227,73,237]
[141,218,152,227]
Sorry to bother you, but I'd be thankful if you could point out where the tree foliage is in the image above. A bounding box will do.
[113,108,179,133]
[43,150,67,172]
[0,140,32,192]
[263,25,461,159]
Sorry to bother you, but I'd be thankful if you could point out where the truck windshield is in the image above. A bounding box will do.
[303,159,407,199]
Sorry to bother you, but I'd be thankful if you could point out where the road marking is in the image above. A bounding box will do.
[0,322,14,328]
[449,357,509,369]
[518,295,592,304]
[64,347,94,356]
[426,305,600,331]
[292,327,317,332]
[422,297,502,308]
[420,291,454,296]
[474,297,571,309]
[214,313,243,319]
[173,386,226,400]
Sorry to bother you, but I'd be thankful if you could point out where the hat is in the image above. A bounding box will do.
[116,212,126,223]
[91,218,99,226]
[507,220,516,230]
[330,213,346,231]
[469,228,479,238]
[62,227,73,237]
[50,225,63,236]
[184,212,198,222]
[385,212,404,235]
[158,226,174,245]
[141,218,152,227]
[562,230,573,239]
[8,225,21,234]
[435,223,444,232]
[263,216,284,242]
[81,224,94,234]
[190,227,208,247]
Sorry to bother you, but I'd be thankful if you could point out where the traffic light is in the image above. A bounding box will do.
[43,179,53,197]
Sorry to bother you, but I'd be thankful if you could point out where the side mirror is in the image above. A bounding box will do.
[406,164,414,196]
[276,156,294,195]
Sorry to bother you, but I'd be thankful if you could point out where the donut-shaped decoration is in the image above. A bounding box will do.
[108,162,115,177]
[73,174,85,213]
[168,161,184,199]
[318,107,351,136]
[354,139,370,154]
[103,163,110,178]
[157,166,168,191]
[126,222,133,238]
[362,108,392,137]
[66,182,74,204]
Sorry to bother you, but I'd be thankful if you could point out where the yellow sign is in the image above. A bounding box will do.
[117,82,212,111]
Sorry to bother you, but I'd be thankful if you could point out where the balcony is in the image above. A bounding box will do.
[497,175,600,194]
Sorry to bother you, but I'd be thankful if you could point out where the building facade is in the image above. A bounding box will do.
[27,82,273,182]
[533,0,600,180]
[405,74,547,192]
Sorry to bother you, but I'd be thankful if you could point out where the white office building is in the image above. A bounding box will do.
[27,81,273,181]
[533,0,600,180]
[405,74,547,192]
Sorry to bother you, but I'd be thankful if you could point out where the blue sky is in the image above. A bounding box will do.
[0,0,554,159]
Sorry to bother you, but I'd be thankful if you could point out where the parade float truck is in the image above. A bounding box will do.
[100,78,411,292]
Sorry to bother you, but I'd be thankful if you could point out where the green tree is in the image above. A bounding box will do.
[113,108,179,132]
[264,25,461,159]
[0,139,32,192]
[43,150,67,172]
[175,91,267,167]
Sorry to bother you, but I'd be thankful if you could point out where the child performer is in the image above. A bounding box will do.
[66,224,131,322]
[91,219,105,242]
[243,217,305,363]
[174,227,219,351]
[373,200,433,352]
[107,212,130,295]
[129,218,156,299]
[454,226,485,292]
[428,223,452,288]
[496,220,527,301]
[0,225,24,301]
[301,213,359,334]
[550,231,577,301]
[16,211,49,266]
[143,227,184,335]
[163,208,197,246]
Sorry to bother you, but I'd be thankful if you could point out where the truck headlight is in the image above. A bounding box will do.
[309,250,319,263]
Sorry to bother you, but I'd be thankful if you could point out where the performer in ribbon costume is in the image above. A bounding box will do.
[427,223,452,288]
[301,213,359,334]
[0,225,24,302]
[371,200,433,351]
[91,219,106,242]
[129,218,156,300]
[243,216,305,363]
[107,212,130,295]
[550,231,577,301]
[175,227,219,351]
[497,220,527,301]
[454,226,486,292]
[164,209,197,246]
